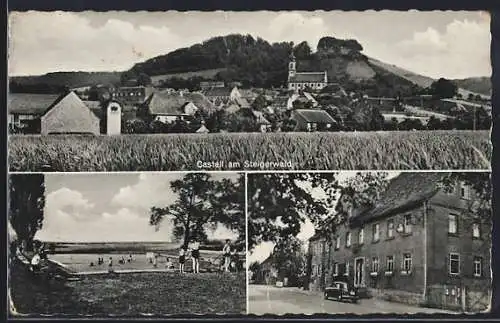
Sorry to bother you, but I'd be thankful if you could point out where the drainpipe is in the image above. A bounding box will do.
[423,201,428,303]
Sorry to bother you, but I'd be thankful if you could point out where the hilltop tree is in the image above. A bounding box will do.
[293,41,313,59]
[9,174,46,251]
[429,78,458,99]
[149,173,243,248]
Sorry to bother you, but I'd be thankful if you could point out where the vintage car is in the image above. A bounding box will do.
[324,281,359,303]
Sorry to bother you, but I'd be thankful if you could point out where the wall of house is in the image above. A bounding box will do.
[155,115,186,123]
[41,101,100,135]
[328,209,427,299]
[425,187,491,311]
[309,238,328,292]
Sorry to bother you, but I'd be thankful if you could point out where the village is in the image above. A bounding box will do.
[8,52,492,136]
[248,172,491,314]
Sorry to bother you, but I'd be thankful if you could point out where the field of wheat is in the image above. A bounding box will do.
[8,131,491,172]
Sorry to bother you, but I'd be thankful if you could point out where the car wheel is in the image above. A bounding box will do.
[337,295,342,302]
[324,293,328,300]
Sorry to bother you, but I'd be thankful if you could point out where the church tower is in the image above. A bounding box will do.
[106,101,122,135]
[288,52,296,79]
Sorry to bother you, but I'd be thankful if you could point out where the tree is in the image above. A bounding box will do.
[251,95,268,111]
[137,73,152,86]
[429,78,458,99]
[426,116,443,130]
[149,174,242,248]
[270,236,307,286]
[248,173,339,251]
[211,174,246,247]
[293,41,312,59]
[9,174,46,251]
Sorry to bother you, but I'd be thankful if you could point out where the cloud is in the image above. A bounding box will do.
[265,12,328,49]
[392,19,491,78]
[111,173,180,210]
[9,11,183,75]
[45,187,95,221]
[36,207,174,242]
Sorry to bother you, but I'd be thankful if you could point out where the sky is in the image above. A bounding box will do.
[8,10,491,79]
[35,172,241,242]
[248,171,401,264]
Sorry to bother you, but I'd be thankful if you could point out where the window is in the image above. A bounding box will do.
[345,262,350,276]
[448,214,458,234]
[346,232,351,247]
[335,236,340,250]
[386,255,394,272]
[372,257,379,272]
[358,228,364,245]
[387,220,394,238]
[403,214,412,234]
[473,257,482,277]
[312,265,316,276]
[460,182,470,199]
[449,253,460,275]
[472,223,481,238]
[402,253,412,272]
[334,263,339,276]
[372,223,380,242]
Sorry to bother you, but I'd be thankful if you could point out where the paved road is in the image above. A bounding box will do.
[248,284,455,315]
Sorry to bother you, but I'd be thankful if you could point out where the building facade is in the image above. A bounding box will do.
[287,53,328,92]
[111,86,154,105]
[308,173,491,312]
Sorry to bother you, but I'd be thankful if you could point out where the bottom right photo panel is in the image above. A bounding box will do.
[247,171,491,315]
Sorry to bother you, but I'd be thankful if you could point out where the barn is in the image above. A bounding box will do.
[40,91,101,135]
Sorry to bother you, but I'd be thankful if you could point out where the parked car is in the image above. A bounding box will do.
[324,281,359,303]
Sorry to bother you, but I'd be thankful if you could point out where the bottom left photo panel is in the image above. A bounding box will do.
[8,172,247,317]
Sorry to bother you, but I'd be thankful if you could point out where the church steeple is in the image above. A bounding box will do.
[288,51,296,79]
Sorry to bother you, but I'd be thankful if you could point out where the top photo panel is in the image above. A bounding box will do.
[8,11,492,172]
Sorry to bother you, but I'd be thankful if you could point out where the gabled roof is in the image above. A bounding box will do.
[143,92,189,116]
[41,91,100,122]
[293,109,336,124]
[235,97,250,108]
[289,72,326,83]
[203,87,234,97]
[350,173,446,225]
[252,110,271,125]
[182,92,216,113]
[8,93,61,115]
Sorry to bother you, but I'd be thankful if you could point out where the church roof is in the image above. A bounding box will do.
[289,72,327,83]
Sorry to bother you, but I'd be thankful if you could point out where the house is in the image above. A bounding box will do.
[308,173,491,312]
[287,92,318,109]
[40,91,101,135]
[8,93,60,131]
[140,91,196,123]
[202,86,242,106]
[290,109,337,132]
[254,256,279,285]
[110,86,154,105]
[252,110,272,132]
[8,92,119,135]
[288,52,328,92]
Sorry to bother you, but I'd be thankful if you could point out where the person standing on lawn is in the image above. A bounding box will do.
[222,239,232,272]
[179,247,186,273]
[153,254,158,268]
[189,238,200,274]
[108,257,114,273]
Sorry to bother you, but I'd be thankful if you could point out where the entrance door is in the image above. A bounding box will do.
[354,258,364,287]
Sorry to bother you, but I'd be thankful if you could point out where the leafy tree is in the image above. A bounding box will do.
[9,174,46,251]
[149,174,242,248]
[251,95,268,111]
[137,73,152,86]
[248,173,339,251]
[426,116,443,130]
[429,78,458,99]
[293,41,312,59]
[270,236,307,286]
[123,118,150,134]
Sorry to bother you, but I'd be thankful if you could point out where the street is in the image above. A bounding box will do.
[248,284,456,315]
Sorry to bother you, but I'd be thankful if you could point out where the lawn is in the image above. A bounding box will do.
[9,261,246,316]
[8,130,491,171]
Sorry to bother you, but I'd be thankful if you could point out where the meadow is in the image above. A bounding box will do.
[10,261,246,316]
[8,130,491,171]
